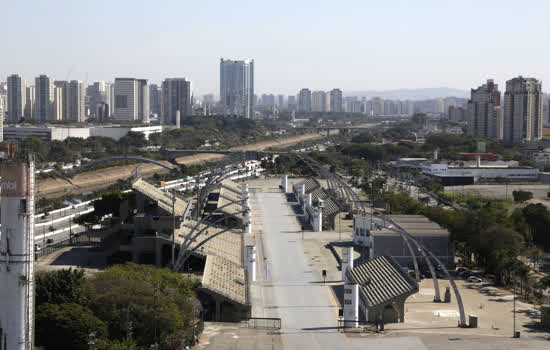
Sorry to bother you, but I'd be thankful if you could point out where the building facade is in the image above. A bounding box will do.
[7,74,26,123]
[220,58,254,118]
[113,78,150,122]
[297,88,312,113]
[466,79,502,140]
[35,75,54,123]
[503,76,543,144]
[161,78,192,125]
[330,89,343,113]
[24,86,35,120]
[67,80,85,122]
[311,91,326,112]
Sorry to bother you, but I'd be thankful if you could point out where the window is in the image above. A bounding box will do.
[344,288,352,294]
[115,95,128,109]
[344,300,352,305]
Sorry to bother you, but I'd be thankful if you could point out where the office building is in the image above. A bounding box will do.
[24,86,35,120]
[35,75,54,123]
[220,58,254,118]
[277,95,285,109]
[287,95,296,111]
[161,78,192,125]
[52,87,64,120]
[329,89,342,113]
[466,79,502,140]
[311,91,326,112]
[149,84,161,117]
[7,74,26,123]
[0,93,5,139]
[67,80,86,122]
[298,88,312,113]
[87,81,111,119]
[113,78,149,122]
[503,76,543,144]
[53,81,69,120]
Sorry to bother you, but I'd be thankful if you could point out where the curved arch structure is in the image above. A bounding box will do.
[68,156,174,177]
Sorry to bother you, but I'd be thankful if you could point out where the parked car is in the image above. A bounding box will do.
[49,226,55,232]
[46,238,54,244]
[467,276,482,283]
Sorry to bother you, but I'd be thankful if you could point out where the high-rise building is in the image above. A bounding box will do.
[161,78,192,125]
[7,74,26,123]
[113,78,149,122]
[87,81,111,119]
[372,97,384,115]
[220,58,254,118]
[54,81,69,120]
[466,80,502,140]
[287,95,296,111]
[24,86,35,120]
[52,87,64,121]
[503,76,543,144]
[149,84,161,117]
[66,80,86,122]
[277,95,285,109]
[329,89,343,113]
[311,91,326,112]
[298,88,312,113]
[35,75,53,123]
[0,93,6,139]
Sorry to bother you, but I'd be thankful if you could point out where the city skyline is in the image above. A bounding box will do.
[2,0,550,95]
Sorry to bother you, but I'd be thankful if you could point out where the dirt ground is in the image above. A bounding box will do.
[37,132,326,198]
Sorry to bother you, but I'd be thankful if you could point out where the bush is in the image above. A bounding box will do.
[512,190,533,203]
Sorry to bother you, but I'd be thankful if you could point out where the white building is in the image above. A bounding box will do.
[311,91,326,112]
[52,87,64,121]
[24,86,35,120]
[220,58,254,118]
[466,79,502,140]
[7,74,26,123]
[113,78,149,122]
[297,88,312,113]
[503,76,543,144]
[330,89,343,113]
[421,162,539,182]
[3,124,163,142]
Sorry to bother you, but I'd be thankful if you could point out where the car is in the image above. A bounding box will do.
[46,238,54,244]
[48,226,55,232]
[467,276,482,283]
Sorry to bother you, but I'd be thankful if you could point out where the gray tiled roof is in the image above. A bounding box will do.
[293,178,321,194]
[202,255,247,305]
[132,178,191,216]
[346,255,418,308]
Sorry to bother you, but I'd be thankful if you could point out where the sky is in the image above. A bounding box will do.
[2,0,549,96]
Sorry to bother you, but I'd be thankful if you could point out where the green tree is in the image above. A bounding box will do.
[119,131,148,148]
[522,203,550,249]
[512,190,533,203]
[35,268,87,307]
[35,303,107,350]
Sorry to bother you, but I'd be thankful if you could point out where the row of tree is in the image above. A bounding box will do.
[35,263,199,350]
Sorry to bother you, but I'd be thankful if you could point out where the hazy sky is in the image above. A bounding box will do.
[2,0,549,95]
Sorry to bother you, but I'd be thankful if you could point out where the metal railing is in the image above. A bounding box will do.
[244,317,282,330]
[337,319,378,333]
[35,234,101,259]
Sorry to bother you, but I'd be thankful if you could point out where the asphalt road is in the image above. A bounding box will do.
[256,190,355,349]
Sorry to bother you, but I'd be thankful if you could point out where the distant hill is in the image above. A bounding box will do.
[344,88,469,100]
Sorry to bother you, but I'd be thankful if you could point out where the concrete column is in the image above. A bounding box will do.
[300,184,306,198]
[281,175,288,192]
[313,202,323,232]
[306,193,312,207]
[341,247,354,281]
[215,299,221,321]
[343,283,359,328]
[397,301,405,322]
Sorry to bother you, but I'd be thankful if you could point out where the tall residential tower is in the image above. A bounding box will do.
[7,74,26,123]
[466,79,503,140]
[503,76,543,144]
[220,58,254,118]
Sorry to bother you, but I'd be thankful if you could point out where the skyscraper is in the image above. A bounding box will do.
[52,87,64,121]
[7,74,26,123]
[87,81,111,119]
[113,78,149,122]
[67,80,85,122]
[466,79,502,140]
[311,91,326,112]
[328,89,342,113]
[503,76,543,144]
[161,78,192,125]
[298,89,312,113]
[149,84,161,117]
[220,58,254,118]
[35,75,53,123]
[24,86,35,120]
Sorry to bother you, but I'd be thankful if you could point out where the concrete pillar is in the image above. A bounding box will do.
[176,110,181,128]
[245,245,256,282]
[306,192,312,207]
[281,175,288,192]
[341,247,354,281]
[300,184,306,198]
[215,299,221,321]
[343,283,359,328]
[397,302,405,322]
[313,200,323,232]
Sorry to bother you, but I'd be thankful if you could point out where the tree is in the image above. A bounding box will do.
[119,131,148,148]
[35,268,87,307]
[522,203,550,249]
[36,303,107,350]
[512,190,533,203]
[85,263,197,347]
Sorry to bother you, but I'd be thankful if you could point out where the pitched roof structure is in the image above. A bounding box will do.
[201,255,247,305]
[346,255,418,308]
[132,178,191,216]
[216,179,244,219]
[292,178,321,194]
